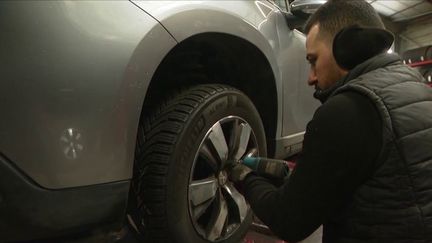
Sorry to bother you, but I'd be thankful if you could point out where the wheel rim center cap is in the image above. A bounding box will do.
[218,171,228,186]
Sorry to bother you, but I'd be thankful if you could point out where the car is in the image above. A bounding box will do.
[0,0,321,242]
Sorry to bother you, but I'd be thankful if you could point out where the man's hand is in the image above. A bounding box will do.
[227,163,253,183]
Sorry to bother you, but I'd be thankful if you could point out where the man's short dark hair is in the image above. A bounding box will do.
[304,0,385,40]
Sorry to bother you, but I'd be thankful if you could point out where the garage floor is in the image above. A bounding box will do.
[26,225,322,243]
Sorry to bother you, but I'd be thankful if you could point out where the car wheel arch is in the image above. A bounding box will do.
[139,32,278,159]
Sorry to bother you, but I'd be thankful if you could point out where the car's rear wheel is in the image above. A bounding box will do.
[129,84,267,243]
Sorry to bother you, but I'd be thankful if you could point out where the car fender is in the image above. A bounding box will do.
[133,1,317,157]
[0,1,177,188]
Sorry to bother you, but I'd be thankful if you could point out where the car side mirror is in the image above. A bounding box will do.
[290,0,326,18]
[283,12,307,30]
[283,0,326,30]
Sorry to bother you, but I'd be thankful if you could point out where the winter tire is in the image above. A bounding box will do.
[130,84,267,243]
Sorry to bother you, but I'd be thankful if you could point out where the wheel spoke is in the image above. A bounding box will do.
[206,192,229,241]
[189,177,218,206]
[245,147,258,158]
[193,197,215,220]
[228,120,240,153]
[208,122,228,166]
[199,143,219,172]
[232,123,252,161]
[223,183,248,222]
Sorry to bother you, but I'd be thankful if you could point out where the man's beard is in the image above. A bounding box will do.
[313,85,324,100]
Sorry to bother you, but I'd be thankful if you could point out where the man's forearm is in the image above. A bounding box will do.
[243,173,320,242]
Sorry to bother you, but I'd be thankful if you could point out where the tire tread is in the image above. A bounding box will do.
[133,84,236,242]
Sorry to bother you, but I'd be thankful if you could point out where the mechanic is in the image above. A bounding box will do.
[228,0,432,242]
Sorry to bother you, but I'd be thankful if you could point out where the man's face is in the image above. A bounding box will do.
[306,24,348,91]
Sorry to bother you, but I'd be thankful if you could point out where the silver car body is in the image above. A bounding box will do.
[1,1,323,241]
[1,0,317,190]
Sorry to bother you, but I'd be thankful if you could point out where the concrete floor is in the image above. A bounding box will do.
[244,226,322,243]
[27,225,322,243]
[299,227,322,243]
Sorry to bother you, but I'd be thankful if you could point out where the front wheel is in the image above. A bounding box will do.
[130,84,267,243]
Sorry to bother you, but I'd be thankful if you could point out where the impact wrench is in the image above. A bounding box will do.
[229,157,294,180]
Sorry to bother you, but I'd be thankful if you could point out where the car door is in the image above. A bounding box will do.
[270,0,320,156]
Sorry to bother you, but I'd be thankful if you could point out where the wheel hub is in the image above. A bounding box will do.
[218,171,228,186]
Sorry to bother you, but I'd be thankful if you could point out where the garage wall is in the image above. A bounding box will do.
[398,16,432,53]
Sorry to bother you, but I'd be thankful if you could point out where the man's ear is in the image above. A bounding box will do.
[333,25,394,70]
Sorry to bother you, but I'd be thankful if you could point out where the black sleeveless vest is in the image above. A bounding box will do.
[323,54,432,243]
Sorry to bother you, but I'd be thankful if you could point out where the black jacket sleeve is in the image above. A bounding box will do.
[243,91,382,242]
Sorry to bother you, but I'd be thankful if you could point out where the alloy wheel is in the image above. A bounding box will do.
[188,116,258,242]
